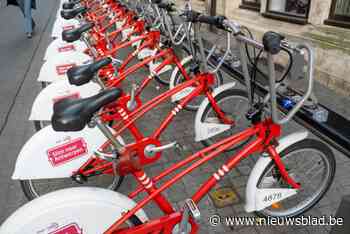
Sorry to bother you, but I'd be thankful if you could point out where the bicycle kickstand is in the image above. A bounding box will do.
[177,199,201,234]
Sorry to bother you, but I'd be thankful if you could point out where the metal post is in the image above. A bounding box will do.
[207,0,217,31]
[331,195,350,234]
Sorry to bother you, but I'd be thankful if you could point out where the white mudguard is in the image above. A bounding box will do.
[0,187,148,234]
[129,35,142,49]
[244,131,309,212]
[29,80,101,121]
[44,38,87,61]
[138,47,157,60]
[37,52,91,83]
[169,56,194,103]
[51,18,80,38]
[149,61,173,76]
[193,82,236,142]
[12,125,110,180]
[121,28,134,42]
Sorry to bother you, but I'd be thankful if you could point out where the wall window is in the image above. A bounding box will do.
[240,0,261,11]
[267,0,310,18]
[325,0,350,28]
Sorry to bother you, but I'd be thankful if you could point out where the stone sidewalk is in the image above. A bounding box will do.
[0,1,350,233]
[0,0,59,221]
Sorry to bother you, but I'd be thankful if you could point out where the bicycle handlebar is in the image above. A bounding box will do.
[196,15,226,30]
[222,19,315,125]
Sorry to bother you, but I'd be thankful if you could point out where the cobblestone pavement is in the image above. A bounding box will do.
[1,1,350,233]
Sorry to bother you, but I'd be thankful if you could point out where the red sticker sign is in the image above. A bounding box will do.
[47,138,88,167]
[63,25,75,31]
[52,92,81,103]
[56,63,76,75]
[58,44,76,53]
[49,223,82,234]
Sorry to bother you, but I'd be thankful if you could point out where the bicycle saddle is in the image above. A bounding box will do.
[60,6,87,20]
[63,0,81,9]
[62,22,94,42]
[67,58,112,86]
[62,2,76,10]
[52,88,122,132]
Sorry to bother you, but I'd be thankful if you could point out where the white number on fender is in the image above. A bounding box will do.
[263,192,282,203]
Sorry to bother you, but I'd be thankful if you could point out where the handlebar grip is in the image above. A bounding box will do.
[158,2,176,12]
[262,31,285,55]
[151,0,162,4]
[197,15,226,29]
[181,10,200,22]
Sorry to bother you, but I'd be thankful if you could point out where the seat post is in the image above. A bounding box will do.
[94,118,124,150]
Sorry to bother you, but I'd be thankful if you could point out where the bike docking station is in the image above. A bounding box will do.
[208,41,350,159]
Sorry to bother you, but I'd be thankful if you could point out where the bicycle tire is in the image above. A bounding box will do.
[200,89,252,151]
[20,175,125,201]
[255,138,335,218]
[172,58,224,111]
[153,44,191,86]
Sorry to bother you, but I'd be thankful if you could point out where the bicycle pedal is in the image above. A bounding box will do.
[185,199,201,221]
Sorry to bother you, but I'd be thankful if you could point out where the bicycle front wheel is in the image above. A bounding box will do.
[256,139,335,218]
[200,89,251,151]
[172,59,224,111]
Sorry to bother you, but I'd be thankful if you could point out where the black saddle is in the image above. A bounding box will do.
[63,0,81,9]
[62,22,94,42]
[67,58,112,86]
[52,88,122,132]
[60,7,87,20]
[62,2,76,10]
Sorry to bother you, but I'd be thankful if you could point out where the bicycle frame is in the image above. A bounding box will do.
[97,119,300,233]
[74,71,232,177]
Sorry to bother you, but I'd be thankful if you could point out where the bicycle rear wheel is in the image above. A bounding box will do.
[33,120,51,131]
[20,174,124,201]
[20,135,126,200]
[255,139,335,218]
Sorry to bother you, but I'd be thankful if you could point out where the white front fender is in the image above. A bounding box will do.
[244,131,309,212]
[169,56,196,103]
[0,188,148,234]
[37,52,91,83]
[44,38,87,61]
[29,80,101,121]
[12,125,110,180]
[194,82,236,142]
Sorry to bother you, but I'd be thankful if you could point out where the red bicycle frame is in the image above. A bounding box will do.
[74,72,232,177]
[102,119,300,233]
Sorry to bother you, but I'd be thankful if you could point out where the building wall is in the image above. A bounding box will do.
[176,0,350,96]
